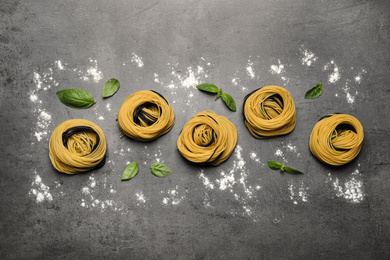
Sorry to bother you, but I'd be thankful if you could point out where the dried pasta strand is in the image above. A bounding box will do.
[242,85,296,138]
[117,90,175,142]
[177,110,237,166]
[49,119,107,174]
[309,113,364,166]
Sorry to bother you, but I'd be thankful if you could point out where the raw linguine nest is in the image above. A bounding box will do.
[49,119,107,174]
[117,90,175,142]
[177,110,237,166]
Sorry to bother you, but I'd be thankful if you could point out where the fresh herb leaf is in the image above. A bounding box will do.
[56,89,96,109]
[284,166,303,175]
[215,88,223,101]
[121,162,139,181]
[150,162,173,178]
[102,78,120,98]
[267,161,282,170]
[196,83,219,94]
[221,93,236,111]
[305,81,323,99]
[267,161,303,174]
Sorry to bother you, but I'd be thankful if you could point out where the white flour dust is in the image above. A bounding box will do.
[342,80,357,105]
[288,181,308,205]
[270,59,285,75]
[250,152,261,163]
[274,149,287,162]
[324,60,340,84]
[29,171,53,203]
[327,169,364,203]
[161,185,187,206]
[300,48,318,66]
[199,169,214,189]
[135,191,147,206]
[196,145,259,220]
[131,53,144,67]
[246,60,255,79]
[80,175,122,211]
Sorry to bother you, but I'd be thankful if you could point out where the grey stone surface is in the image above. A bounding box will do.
[1,0,390,259]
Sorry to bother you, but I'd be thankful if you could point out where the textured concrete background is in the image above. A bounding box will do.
[1,0,390,259]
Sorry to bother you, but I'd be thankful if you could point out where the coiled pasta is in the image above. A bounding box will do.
[117,90,175,141]
[177,110,237,166]
[309,113,364,166]
[49,119,107,174]
[242,85,296,138]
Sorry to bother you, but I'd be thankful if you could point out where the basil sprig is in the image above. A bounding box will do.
[267,161,303,175]
[121,162,139,181]
[102,78,120,98]
[150,162,173,177]
[56,89,96,109]
[196,83,237,112]
[305,81,323,99]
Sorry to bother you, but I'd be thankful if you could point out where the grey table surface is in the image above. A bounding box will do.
[1,0,390,259]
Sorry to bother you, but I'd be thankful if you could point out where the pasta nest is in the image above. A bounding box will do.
[117,90,175,141]
[49,119,107,174]
[177,110,237,166]
[242,85,296,138]
[309,113,364,166]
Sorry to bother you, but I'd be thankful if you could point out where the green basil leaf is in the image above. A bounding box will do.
[281,163,286,172]
[121,162,139,181]
[56,89,96,109]
[215,88,223,101]
[150,162,173,178]
[102,78,120,98]
[196,83,219,94]
[305,81,323,99]
[284,166,303,175]
[221,93,237,112]
[267,161,282,170]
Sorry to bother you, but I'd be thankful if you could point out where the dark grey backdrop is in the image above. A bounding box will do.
[1,0,390,259]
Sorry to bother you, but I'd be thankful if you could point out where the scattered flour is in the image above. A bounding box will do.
[29,172,53,203]
[199,169,214,189]
[55,60,65,70]
[246,60,255,79]
[85,59,104,83]
[106,103,111,111]
[80,175,122,211]
[131,53,144,67]
[270,59,285,75]
[135,191,147,205]
[324,60,341,84]
[274,149,287,162]
[249,152,261,163]
[301,48,318,66]
[161,185,187,205]
[288,181,308,205]
[342,81,356,104]
[327,169,364,203]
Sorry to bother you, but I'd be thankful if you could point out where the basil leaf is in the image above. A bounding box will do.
[280,163,286,172]
[150,162,173,178]
[267,161,282,170]
[305,81,323,99]
[284,166,303,175]
[121,162,139,181]
[56,89,96,109]
[102,78,120,98]
[196,83,219,94]
[215,88,223,101]
[221,93,236,112]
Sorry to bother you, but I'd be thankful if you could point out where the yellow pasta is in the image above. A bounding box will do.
[242,85,296,138]
[309,113,364,166]
[177,110,237,166]
[49,119,107,174]
[117,90,175,141]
